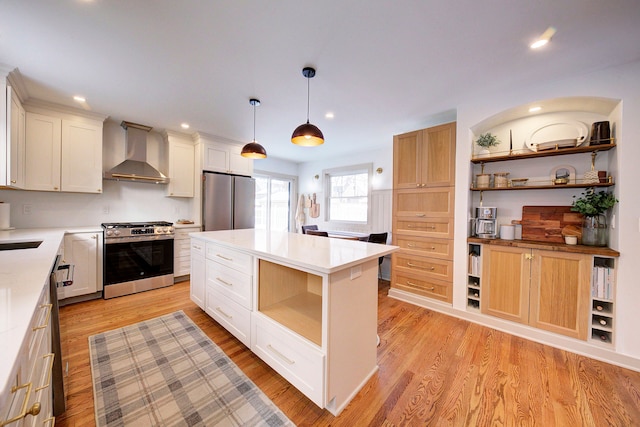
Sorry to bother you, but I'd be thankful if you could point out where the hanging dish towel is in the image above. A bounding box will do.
[295,194,306,232]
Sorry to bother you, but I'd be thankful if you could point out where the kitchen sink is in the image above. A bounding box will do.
[0,241,43,251]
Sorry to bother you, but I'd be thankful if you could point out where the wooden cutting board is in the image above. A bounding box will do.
[520,206,583,243]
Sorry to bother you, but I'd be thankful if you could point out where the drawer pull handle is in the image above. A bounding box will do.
[33,304,52,331]
[415,213,426,217]
[430,246,436,250]
[35,353,55,392]
[215,307,233,319]
[407,243,415,247]
[216,254,233,261]
[216,278,234,287]
[406,262,435,271]
[267,344,295,365]
[406,280,435,291]
[599,319,607,326]
[1,382,40,427]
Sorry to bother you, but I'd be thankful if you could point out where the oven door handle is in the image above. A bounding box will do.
[104,235,175,244]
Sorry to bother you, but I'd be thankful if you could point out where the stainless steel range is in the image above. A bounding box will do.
[102,221,174,299]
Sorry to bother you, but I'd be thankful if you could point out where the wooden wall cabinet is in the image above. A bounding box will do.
[481,244,591,340]
[392,122,456,303]
[392,122,455,189]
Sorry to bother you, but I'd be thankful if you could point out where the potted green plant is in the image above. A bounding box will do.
[475,132,500,158]
[571,187,618,246]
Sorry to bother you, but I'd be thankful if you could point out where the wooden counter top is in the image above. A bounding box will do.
[467,237,620,257]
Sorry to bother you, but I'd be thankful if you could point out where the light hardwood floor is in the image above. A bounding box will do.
[56,280,640,426]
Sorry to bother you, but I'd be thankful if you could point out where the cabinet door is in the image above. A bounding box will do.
[61,119,103,193]
[7,87,26,188]
[529,250,591,340]
[25,112,62,191]
[422,122,455,187]
[190,241,205,309]
[228,144,253,176]
[394,187,454,218]
[167,139,195,197]
[481,245,530,324]
[393,130,421,189]
[203,143,229,172]
[59,233,100,299]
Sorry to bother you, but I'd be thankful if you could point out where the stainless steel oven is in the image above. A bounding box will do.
[102,221,174,299]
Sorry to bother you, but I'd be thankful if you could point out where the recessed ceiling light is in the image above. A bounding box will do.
[325,112,334,119]
[529,106,542,113]
[73,95,86,103]
[181,123,190,129]
[530,27,556,49]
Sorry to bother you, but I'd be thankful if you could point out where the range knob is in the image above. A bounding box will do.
[162,227,169,233]
[168,226,174,232]
[106,230,113,237]
[114,230,121,236]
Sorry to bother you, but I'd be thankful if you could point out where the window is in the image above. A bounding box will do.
[324,164,372,224]
[254,172,297,232]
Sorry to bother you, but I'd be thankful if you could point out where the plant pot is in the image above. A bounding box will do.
[581,214,608,246]
[476,148,491,158]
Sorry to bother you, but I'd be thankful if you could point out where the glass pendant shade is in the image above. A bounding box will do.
[241,98,267,158]
[292,67,324,146]
[291,121,324,146]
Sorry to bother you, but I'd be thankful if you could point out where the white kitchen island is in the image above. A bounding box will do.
[189,229,397,416]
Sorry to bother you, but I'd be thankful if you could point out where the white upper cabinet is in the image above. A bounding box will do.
[25,108,104,193]
[7,85,26,188]
[165,131,195,198]
[198,134,253,176]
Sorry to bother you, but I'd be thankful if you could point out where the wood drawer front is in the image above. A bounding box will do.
[394,235,453,260]
[394,187,453,218]
[205,287,251,347]
[190,239,205,256]
[395,217,453,239]
[206,259,252,309]
[206,243,253,273]
[176,238,191,252]
[393,253,453,282]
[251,314,325,408]
[392,271,452,303]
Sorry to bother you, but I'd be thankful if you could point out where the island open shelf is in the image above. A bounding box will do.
[258,259,323,346]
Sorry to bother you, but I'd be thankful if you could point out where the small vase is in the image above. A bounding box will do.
[581,214,608,246]
[477,147,491,158]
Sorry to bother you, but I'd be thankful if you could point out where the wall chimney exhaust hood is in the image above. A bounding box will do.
[104,121,169,184]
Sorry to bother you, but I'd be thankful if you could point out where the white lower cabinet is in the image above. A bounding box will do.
[251,314,325,408]
[1,285,54,427]
[58,232,102,301]
[190,239,205,309]
[206,287,251,347]
[174,226,201,279]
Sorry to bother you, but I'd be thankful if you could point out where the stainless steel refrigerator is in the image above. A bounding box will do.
[202,172,255,231]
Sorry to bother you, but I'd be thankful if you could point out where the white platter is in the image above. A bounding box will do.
[525,121,588,152]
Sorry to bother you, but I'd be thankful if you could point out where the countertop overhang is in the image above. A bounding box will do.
[190,229,398,274]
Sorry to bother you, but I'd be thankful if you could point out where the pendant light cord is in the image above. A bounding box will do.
[306,77,311,124]
[253,102,257,141]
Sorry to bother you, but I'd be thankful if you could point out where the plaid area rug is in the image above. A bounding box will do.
[89,311,294,427]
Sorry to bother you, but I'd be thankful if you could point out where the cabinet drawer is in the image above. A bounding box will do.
[175,238,191,252]
[205,287,251,347]
[174,258,191,276]
[393,253,453,281]
[190,239,205,257]
[392,271,452,303]
[206,243,253,273]
[206,259,252,309]
[395,217,453,239]
[394,187,453,218]
[251,314,325,408]
[394,235,453,260]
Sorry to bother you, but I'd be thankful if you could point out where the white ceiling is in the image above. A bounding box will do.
[2,1,639,163]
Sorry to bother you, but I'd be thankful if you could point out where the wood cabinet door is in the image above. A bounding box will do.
[422,122,456,187]
[481,245,530,324]
[529,250,591,340]
[394,187,454,218]
[393,130,421,189]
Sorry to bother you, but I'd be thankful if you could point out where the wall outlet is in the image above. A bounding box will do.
[23,204,32,215]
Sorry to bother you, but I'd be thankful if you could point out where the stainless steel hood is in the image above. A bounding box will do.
[103,121,169,184]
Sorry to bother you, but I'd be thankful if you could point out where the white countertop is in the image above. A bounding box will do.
[0,226,101,399]
[190,229,398,274]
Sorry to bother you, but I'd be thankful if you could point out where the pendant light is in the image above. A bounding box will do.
[291,67,324,146]
[241,98,267,159]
